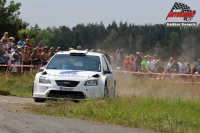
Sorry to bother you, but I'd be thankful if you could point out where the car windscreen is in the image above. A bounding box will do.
[46,54,101,72]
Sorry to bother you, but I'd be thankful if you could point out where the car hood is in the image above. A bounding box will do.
[42,70,102,81]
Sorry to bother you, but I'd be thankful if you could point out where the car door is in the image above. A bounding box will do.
[102,55,113,93]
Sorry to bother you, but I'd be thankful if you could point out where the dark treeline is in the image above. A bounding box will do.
[1,0,200,61]
[28,21,200,61]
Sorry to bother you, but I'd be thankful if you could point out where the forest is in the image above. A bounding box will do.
[1,0,200,60]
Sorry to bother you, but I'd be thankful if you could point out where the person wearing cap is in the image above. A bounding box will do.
[30,48,40,68]
[41,46,49,66]
[17,36,25,47]
[77,46,81,50]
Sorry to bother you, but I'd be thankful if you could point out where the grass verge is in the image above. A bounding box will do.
[0,72,34,97]
[26,97,200,133]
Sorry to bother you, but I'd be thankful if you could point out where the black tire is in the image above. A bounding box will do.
[34,97,46,102]
[104,85,109,98]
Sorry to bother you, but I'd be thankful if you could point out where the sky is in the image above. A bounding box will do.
[6,0,200,29]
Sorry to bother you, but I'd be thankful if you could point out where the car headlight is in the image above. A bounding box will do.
[39,76,51,84]
[84,80,98,86]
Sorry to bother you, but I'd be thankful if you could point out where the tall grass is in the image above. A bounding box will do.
[27,97,200,133]
[1,71,200,132]
[0,72,34,97]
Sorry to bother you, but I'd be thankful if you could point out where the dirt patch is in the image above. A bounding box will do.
[0,95,43,113]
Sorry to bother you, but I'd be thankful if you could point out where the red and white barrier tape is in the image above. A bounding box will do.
[113,70,200,77]
[0,64,41,67]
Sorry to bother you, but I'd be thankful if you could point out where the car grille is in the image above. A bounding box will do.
[55,80,79,87]
[47,90,85,99]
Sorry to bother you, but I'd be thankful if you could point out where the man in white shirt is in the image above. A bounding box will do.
[146,56,155,74]
[179,59,188,74]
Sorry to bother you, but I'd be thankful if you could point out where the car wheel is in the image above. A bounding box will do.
[34,97,46,102]
[104,85,109,98]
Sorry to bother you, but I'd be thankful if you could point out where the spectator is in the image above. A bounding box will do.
[146,56,155,74]
[55,47,61,53]
[155,56,164,73]
[12,47,21,73]
[141,56,147,72]
[169,60,179,73]
[10,59,17,76]
[166,57,173,73]
[25,38,32,47]
[5,48,13,66]
[186,59,191,73]
[196,59,200,69]
[97,49,101,53]
[10,43,16,54]
[134,52,142,72]
[124,56,131,71]
[1,32,9,43]
[68,47,74,51]
[17,36,25,47]
[8,37,15,48]
[20,45,31,72]
[41,46,49,66]
[117,50,124,69]
[179,59,189,74]
[30,48,40,67]
[2,39,9,50]
[48,47,55,59]
[191,62,198,74]
[77,46,81,50]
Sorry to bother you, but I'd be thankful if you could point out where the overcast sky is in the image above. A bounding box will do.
[7,0,200,29]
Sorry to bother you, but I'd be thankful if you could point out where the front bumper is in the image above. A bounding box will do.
[33,81,104,100]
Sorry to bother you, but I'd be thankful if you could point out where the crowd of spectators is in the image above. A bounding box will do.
[0,32,62,75]
[0,31,200,79]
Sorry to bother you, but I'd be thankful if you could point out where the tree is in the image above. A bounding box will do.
[104,29,118,50]
[128,34,135,52]
[135,35,143,52]
[0,0,29,38]
[169,32,180,56]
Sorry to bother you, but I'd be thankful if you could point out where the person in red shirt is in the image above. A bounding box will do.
[124,56,132,71]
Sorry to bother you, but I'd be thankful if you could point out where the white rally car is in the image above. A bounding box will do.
[32,50,116,102]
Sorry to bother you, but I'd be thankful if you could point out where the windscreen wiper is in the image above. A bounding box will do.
[48,67,58,69]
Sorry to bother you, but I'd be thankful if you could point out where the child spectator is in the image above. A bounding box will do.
[10,59,17,76]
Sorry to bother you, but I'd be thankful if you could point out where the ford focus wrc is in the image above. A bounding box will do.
[32,50,116,102]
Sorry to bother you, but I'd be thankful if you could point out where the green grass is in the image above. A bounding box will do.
[1,71,200,132]
[26,97,200,133]
[0,72,34,97]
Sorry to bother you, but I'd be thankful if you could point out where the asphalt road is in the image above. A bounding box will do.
[0,96,155,133]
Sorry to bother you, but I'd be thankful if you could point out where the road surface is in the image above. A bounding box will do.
[0,96,155,133]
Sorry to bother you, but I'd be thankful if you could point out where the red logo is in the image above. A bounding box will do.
[166,2,196,21]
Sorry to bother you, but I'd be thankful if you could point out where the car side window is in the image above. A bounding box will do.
[102,55,109,71]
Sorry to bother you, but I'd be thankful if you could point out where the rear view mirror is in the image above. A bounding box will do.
[104,70,112,74]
